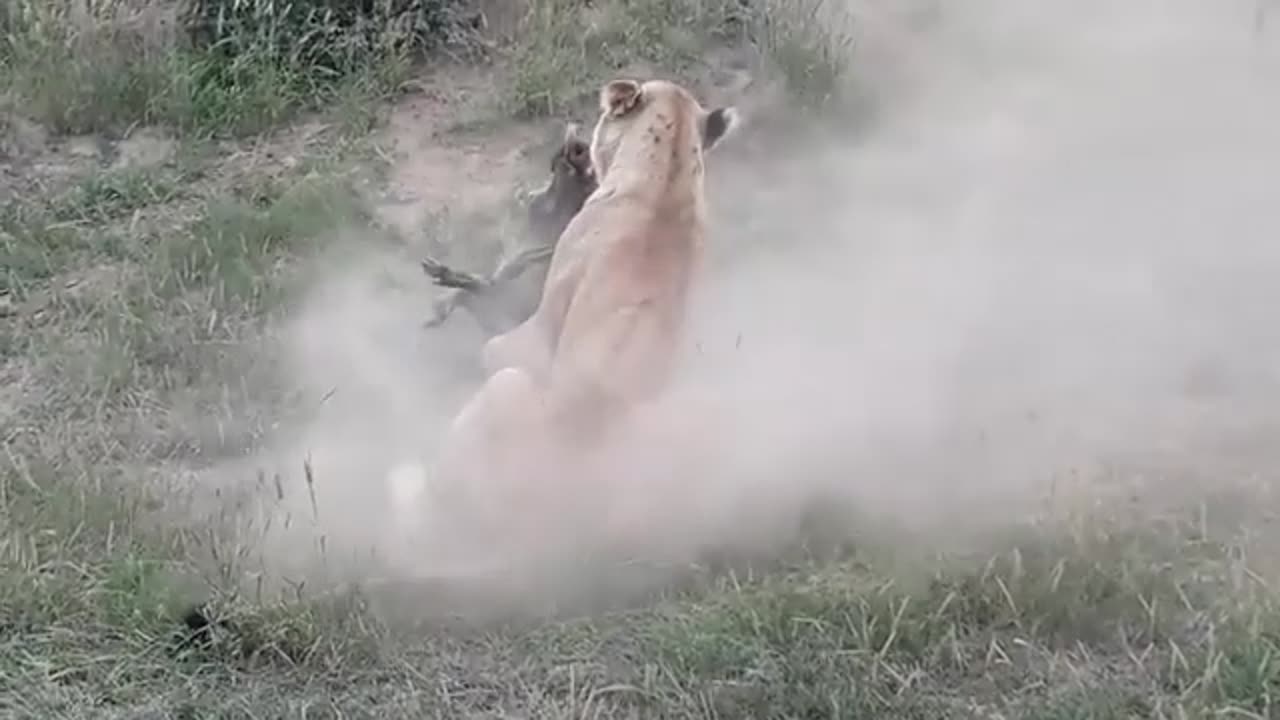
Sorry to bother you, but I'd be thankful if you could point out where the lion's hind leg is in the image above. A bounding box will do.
[481,317,554,380]
[588,386,727,550]
[432,367,556,528]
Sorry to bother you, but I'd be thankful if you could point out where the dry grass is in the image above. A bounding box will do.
[505,0,856,117]
[3,1,1280,718]
[0,0,448,136]
[5,460,1279,716]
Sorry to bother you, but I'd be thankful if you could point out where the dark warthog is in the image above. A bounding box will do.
[421,122,597,336]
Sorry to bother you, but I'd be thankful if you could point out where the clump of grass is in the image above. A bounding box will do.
[57,174,367,415]
[752,0,856,111]
[183,0,460,80]
[506,0,744,118]
[2,157,374,469]
[0,0,186,134]
[0,198,86,295]
[588,507,1279,717]
[505,0,855,118]
[0,0,466,137]
[52,166,186,223]
[151,172,369,305]
[0,163,191,295]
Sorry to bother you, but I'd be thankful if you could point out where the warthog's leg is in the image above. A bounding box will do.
[422,287,464,328]
[420,255,486,329]
[489,244,555,284]
[421,245,555,334]
[421,256,489,291]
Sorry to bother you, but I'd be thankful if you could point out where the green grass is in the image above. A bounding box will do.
[506,0,857,117]
[4,484,1279,716]
[3,137,372,460]
[4,1,1280,718]
[1,0,855,136]
[1,158,381,716]
[752,0,857,111]
[0,0,455,137]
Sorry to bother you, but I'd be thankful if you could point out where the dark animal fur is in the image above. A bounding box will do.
[173,603,235,654]
[422,127,598,336]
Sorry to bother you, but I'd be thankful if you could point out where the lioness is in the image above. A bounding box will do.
[426,78,740,539]
[421,123,597,335]
[480,78,739,431]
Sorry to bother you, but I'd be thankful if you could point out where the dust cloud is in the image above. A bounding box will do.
[692,0,1280,544]
[210,0,1280,616]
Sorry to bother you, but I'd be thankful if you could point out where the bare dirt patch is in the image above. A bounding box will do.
[374,71,564,262]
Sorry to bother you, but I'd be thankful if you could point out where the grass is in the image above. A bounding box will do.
[1,0,854,135]
[4,485,1280,716]
[3,0,1280,718]
[0,0,456,137]
[506,0,856,117]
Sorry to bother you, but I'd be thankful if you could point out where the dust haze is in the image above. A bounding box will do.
[205,0,1280,616]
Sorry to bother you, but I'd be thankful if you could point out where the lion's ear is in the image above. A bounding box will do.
[600,79,643,118]
[700,106,741,152]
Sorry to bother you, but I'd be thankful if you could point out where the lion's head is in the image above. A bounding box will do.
[588,78,740,184]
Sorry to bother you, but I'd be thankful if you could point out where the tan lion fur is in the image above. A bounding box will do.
[481,79,739,433]
[427,77,740,536]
